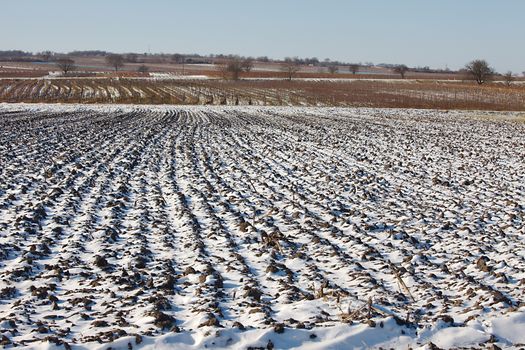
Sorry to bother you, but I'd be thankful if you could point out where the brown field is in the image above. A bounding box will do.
[0,78,524,110]
[0,58,473,80]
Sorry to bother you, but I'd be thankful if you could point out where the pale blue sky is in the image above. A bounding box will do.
[1,0,523,72]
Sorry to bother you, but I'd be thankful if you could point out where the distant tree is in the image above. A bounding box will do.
[281,57,301,81]
[171,54,185,64]
[241,57,254,72]
[137,65,149,74]
[39,51,54,61]
[55,57,76,75]
[106,54,125,72]
[69,50,107,57]
[171,54,186,74]
[503,71,515,86]
[465,59,494,85]
[305,57,319,66]
[327,64,339,74]
[0,50,31,59]
[126,53,138,63]
[393,64,409,79]
[217,63,230,80]
[349,64,360,75]
[226,57,243,80]
[215,57,244,80]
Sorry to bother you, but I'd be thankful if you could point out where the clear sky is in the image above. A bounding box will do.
[1,0,523,72]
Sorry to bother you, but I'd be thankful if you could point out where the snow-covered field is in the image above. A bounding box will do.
[0,104,524,349]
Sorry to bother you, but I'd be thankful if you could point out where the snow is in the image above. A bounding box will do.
[13,313,525,349]
[424,325,489,348]
[149,72,209,80]
[491,312,525,344]
[0,104,524,350]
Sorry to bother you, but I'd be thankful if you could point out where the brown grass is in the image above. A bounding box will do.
[0,78,524,111]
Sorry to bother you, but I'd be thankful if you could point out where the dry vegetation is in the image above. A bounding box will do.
[0,78,524,110]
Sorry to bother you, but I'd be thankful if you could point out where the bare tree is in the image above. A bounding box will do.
[281,57,301,81]
[172,54,186,74]
[217,63,230,80]
[241,58,254,73]
[125,53,138,63]
[171,54,185,64]
[226,57,243,80]
[39,51,54,61]
[106,54,125,72]
[465,59,494,85]
[137,65,149,74]
[349,64,360,75]
[503,71,515,86]
[393,65,409,79]
[215,57,244,80]
[328,64,339,74]
[55,57,76,75]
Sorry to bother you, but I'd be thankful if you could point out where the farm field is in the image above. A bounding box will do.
[0,104,524,349]
[0,59,462,80]
[0,79,525,111]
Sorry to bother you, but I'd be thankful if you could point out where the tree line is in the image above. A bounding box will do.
[3,50,517,84]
